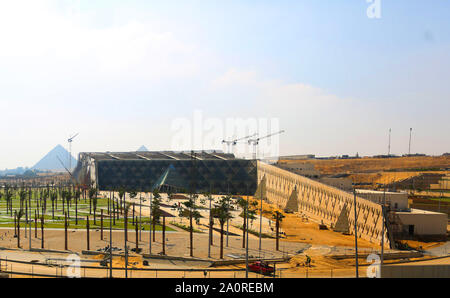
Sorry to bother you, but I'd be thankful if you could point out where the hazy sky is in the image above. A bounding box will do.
[1,0,449,169]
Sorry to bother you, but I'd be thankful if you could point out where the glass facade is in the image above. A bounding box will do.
[95,159,258,195]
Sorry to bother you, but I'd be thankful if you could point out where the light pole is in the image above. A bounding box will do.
[388,128,392,156]
[381,186,386,266]
[109,191,113,278]
[139,194,142,241]
[208,193,212,259]
[408,128,413,155]
[245,195,249,278]
[353,189,359,278]
[149,192,152,255]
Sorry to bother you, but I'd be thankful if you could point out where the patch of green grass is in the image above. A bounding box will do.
[234,225,274,239]
[169,221,203,233]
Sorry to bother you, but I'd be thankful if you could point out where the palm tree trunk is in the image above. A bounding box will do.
[220,222,224,259]
[75,197,78,225]
[64,212,68,250]
[242,212,246,249]
[276,217,279,251]
[34,210,37,238]
[41,216,44,249]
[135,220,138,251]
[17,216,20,248]
[86,216,90,250]
[152,218,156,242]
[162,215,166,255]
[189,213,193,257]
[100,210,103,240]
[14,211,17,237]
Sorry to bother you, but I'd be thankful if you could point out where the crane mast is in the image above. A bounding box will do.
[248,130,285,160]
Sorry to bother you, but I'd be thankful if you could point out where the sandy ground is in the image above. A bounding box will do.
[280,156,450,175]
[0,226,307,260]
[0,189,447,278]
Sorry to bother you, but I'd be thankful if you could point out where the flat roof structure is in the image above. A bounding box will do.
[73,151,257,195]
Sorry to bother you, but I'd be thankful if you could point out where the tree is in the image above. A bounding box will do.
[5,186,13,215]
[151,190,162,242]
[50,191,57,219]
[88,187,97,215]
[18,189,27,212]
[203,192,214,246]
[123,202,132,278]
[16,209,24,248]
[129,191,137,225]
[212,196,233,259]
[92,196,98,225]
[236,197,257,248]
[179,194,201,257]
[75,188,81,225]
[272,211,285,251]
[118,187,126,215]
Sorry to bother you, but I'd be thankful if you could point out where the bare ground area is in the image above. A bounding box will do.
[280,156,450,175]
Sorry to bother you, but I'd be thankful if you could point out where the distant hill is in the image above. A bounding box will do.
[137,145,149,152]
[32,144,77,171]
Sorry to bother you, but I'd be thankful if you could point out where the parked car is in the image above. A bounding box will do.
[248,261,275,275]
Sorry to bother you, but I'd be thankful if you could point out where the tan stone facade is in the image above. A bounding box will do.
[257,161,389,247]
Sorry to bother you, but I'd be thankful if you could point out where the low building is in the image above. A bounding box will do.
[319,177,354,192]
[395,209,448,238]
[276,163,320,178]
[356,189,409,211]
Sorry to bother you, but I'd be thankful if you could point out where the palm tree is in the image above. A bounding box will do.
[204,192,214,246]
[50,191,57,219]
[179,194,201,257]
[93,196,98,225]
[66,190,72,220]
[88,187,97,215]
[75,188,81,225]
[16,209,24,248]
[18,189,27,212]
[212,196,233,259]
[118,187,126,215]
[237,197,257,248]
[123,202,132,278]
[272,211,285,251]
[5,187,13,216]
[151,190,162,242]
[129,191,137,224]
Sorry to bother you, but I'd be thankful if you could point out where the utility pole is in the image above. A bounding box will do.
[259,191,263,251]
[139,194,142,241]
[245,196,249,278]
[408,128,413,155]
[353,190,359,278]
[388,128,392,156]
[109,191,113,278]
[208,193,212,259]
[381,186,386,266]
[149,192,152,255]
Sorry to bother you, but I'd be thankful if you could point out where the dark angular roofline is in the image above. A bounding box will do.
[78,150,238,161]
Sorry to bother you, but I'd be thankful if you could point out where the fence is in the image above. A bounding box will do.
[0,256,365,278]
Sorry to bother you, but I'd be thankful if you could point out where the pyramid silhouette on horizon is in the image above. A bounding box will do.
[137,145,149,152]
[32,144,77,171]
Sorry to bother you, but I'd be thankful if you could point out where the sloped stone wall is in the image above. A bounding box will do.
[257,162,389,247]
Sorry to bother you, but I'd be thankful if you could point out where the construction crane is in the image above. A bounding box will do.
[222,133,258,154]
[67,133,79,170]
[248,130,285,160]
